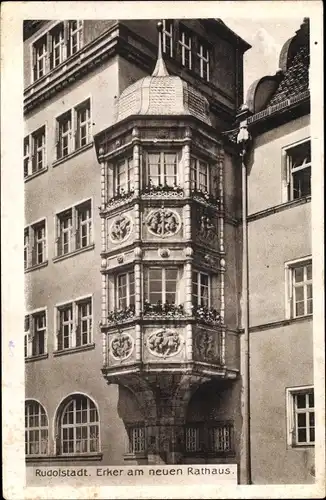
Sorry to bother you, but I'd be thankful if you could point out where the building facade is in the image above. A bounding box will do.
[24,18,313,484]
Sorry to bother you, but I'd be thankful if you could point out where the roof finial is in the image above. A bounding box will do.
[152,21,169,77]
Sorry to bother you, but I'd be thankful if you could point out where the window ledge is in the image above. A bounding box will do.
[248,195,311,222]
[53,243,95,263]
[52,142,94,168]
[249,314,313,333]
[25,353,49,363]
[24,166,48,183]
[53,343,95,357]
[25,261,48,273]
[26,453,103,463]
[290,444,315,449]
[123,453,148,461]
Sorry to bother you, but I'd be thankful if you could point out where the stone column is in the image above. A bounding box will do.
[132,127,140,196]
[183,128,192,198]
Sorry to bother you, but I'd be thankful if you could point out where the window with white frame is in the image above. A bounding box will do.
[146,152,178,187]
[56,297,92,351]
[32,22,84,82]
[179,28,192,69]
[24,126,46,178]
[286,140,311,200]
[192,271,210,307]
[24,310,47,358]
[56,200,92,257]
[56,99,92,159]
[49,22,65,70]
[145,267,178,305]
[190,157,209,192]
[162,20,174,58]
[197,40,210,81]
[286,259,312,318]
[115,156,134,195]
[25,400,48,455]
[59,394,99,455]
[287,387,315,446]
[117,271,135,309]
[32,35,47,81]
[127,425,146,454]
[24,219,47,269]
[67,21,83,57]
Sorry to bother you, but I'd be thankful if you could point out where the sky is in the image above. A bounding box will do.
[224,17,305,98]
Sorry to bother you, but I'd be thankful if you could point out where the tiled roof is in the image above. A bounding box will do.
[268,44,309,107]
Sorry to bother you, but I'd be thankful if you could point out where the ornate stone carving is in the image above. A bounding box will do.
[197,331,215,360]
[158,247,170,258]
[146,209,181,238]
[109,214,132,243]
[198,214,216,241]
[110,333,133,360]
[147,329,183,357]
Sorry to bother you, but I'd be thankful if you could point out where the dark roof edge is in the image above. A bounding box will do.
[247,90,310,125]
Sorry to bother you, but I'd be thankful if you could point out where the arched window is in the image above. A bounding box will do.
[59,394,99,454]
[25,400,48,455]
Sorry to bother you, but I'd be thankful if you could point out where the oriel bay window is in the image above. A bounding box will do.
[190,157,209,193]
[144,267,179,305]
[56,99,91,160]
[56,200,92,257]
[146,151,178,187]
[192,271,210,307]
[56,297,92,351]
[115,156,134,195]
[117,271,135,309]
[24,310,47,358]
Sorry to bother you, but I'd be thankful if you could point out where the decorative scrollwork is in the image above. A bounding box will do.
[147,329,182,357]
[197,331,215,360]
[146,208,181,238]
[110,333,133,360]
[109,214,133,243]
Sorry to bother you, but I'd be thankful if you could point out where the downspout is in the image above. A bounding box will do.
[237,110,252,485]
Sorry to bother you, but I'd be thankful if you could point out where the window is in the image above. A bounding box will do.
[56,297,92,351]
[145,267,178,304]
[25,401,48,455]
[24,126,46,178]
[190,157,209,192]
[56,99,92,159]
[286,259,312,318]
[24,219,47,269]
[32,22,84,82]
[32,35,47,81]
[179,28,192,69]
[147,152,178,187]
[24,310,47,358]
[68,21,83,57]
[208,423,233,452]
[59,395,99,455]
[185,426,200,452]
[127,425,146,454]
[117,271,135,309]
[286,140,311,200]
[287,387,315,446]
[115,156,134,195]
[75,100,92,149]
[50,22,65,70]
[192,271,210,307]
[56,200,92,257]
[197,41,210,81]
[162,20,174,58]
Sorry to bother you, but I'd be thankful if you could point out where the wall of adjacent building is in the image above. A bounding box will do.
[247,114,313,483]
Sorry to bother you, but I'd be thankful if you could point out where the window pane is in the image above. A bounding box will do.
[309,412,314,426]
[297,428,307,443]
[306,264,312,280]
[308,392,314,407]
[294,267,304,282]
[295,301,305,317]
[296,394,307,408]
[309,428,315,442]
[166,269,178,281]
[297,413,306,427]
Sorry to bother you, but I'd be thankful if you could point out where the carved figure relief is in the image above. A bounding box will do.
[197,331,215,360]
[110,333,133,360]
[146,209,181,238]
[198,214,216,241]
[109,214,132,243]
[147,329,182,357]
